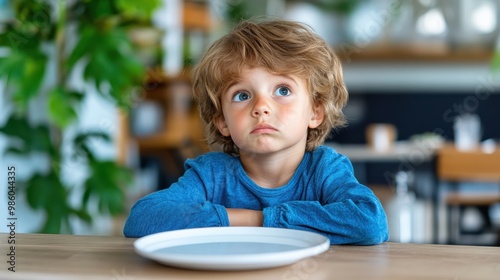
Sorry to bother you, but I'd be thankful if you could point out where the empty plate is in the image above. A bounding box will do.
[134,227,330,270]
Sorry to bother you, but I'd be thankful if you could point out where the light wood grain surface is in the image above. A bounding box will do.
[1,233,499,280]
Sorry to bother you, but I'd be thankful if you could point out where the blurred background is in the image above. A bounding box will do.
[0,0,499,246]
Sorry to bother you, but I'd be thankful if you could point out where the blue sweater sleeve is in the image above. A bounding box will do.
[262,151,389,245]
[123,157,229,237]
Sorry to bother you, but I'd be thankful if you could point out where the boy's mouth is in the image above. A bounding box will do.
[251,123,277,134]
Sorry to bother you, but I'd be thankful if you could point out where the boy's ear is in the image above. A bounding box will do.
[308,104,324,129]
[214,116,231,137]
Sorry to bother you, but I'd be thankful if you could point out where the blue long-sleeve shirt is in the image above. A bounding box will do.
[123,146,389,245]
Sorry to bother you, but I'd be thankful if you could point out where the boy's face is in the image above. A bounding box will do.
[215,67,324,156]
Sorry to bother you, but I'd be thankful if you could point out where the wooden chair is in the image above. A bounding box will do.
[436,143,500,245]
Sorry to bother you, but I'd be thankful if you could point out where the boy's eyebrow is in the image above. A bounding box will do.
[225,81,238,90]
[278,74,300,87]
[224,81,241,96]
[224,73,300,93]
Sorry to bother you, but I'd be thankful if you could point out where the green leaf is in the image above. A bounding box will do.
[30,125,54,154]
[88,0,117,20]
[0,54,23,80]
[73,27,145,111]
[82,187,92,209]
[71,208,93,224]
[313,0,362,15]
[116,0,160,21]
[74,131,111,144]
[25,171,74,233]
[72,131,111,161]
[15,52,47,103]
[26,173,58,209]
[0,115,33,142]
[67,27,95,68]
[5,146,28,155]
[0,115,55,155]
[0,26,42,52]
[101,187,125,215]
[13,0,53,30]
[40,211,63,234]
[3,56,26,86]
[82,159,131,216]
[41,202,73,234]
[47,87,81,128]
[1,50,48,109]
[128,58,145,77]
[94,49,120,87]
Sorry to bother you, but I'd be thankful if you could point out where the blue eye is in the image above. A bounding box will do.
[274,86,291,96]
[233,91,251,102]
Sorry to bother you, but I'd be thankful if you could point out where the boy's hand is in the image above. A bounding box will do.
[227,208,263,227]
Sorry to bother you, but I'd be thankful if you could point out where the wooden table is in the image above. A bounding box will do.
[1,234,499,280]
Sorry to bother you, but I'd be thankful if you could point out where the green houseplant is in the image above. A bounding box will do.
[0,0,159,233]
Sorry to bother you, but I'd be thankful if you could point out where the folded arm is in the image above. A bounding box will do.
[262,187,389,245]
[123,163,231,237]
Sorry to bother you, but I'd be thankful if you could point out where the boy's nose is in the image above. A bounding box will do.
[252,96,271,117]
[252,108,270,117]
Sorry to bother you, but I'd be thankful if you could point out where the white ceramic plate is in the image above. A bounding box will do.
[134,227,330,271]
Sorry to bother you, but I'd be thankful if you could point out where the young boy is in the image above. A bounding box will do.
[124,19,389,245]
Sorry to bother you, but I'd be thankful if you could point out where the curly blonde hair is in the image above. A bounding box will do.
[192,18,348,155]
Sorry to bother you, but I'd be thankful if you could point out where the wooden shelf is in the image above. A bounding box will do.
[118,69,208,164]
[135,107,205,151]
[338,44,495,63]
[183,0,212,31]
[446,194,500,206]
